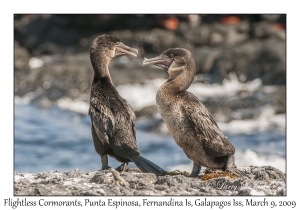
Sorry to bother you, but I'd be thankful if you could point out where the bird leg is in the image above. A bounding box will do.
[100,155,110,170]
[116,162,128,172]
[225,154,245,177]
[189,162,201,177]
[225,154,236,169]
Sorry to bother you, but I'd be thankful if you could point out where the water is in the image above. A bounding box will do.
[14,102,286,174]
[14,103,182,173]
[14,75,286,174]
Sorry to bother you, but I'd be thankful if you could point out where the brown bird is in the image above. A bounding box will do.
[89,35,165,174]
[143,48,241,177]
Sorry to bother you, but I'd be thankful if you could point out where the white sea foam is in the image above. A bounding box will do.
[15,90,90,115]
[17,74,268,109]
[235,149,285,172]
[116,74,268,111]
[57,97,89,115]
[116,78,165,110]
[169,149,285,173]
[218,108,286,134]
[14,74,271,112]
[14,88,45,105]
[15,96,31,105]
[14,75,284,135]
[190,73,262,100]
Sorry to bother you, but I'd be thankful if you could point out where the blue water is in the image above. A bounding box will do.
[14,103,286,174]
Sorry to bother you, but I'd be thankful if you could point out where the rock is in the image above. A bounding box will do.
[14,14,286,88]
[14,166,285,196]
[14,14,286,122]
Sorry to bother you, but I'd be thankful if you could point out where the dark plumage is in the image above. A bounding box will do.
[143,48,240,177]
[89,35,165,174]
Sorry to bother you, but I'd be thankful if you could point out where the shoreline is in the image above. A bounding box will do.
[14,165,286,196]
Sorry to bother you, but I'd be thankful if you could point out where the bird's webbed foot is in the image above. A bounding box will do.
[116,162,128,172]
[189,162,201,177]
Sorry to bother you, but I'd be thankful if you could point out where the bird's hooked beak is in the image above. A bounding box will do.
[114,42,138,57]
[142,55,173,70]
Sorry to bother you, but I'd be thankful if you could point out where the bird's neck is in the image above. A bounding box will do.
[161,79,183,95]
[161,73,194,95]
[161,59,196,95]
[91,53,113,84]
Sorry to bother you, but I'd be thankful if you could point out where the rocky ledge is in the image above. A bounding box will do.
[14,166,285,196]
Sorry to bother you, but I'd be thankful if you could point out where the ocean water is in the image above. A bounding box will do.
[14,77,286,174]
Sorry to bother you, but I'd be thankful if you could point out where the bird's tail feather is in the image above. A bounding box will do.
[131,156,165,174]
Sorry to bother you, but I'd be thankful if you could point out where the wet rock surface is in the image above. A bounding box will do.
[14,166,285,196]
[14,14,286,86]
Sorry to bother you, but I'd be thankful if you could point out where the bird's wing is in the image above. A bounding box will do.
[89,97,115,145]
[182,92,235,157]
[121,99,136,139]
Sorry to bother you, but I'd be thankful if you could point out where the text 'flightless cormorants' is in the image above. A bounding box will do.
[143,48,241,177]
[89,35,165,174]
